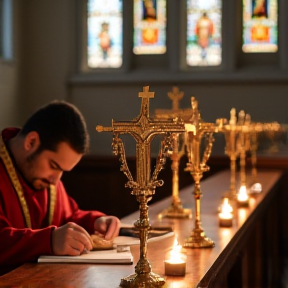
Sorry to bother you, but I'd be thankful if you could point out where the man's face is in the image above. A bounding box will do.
[23,141,82,190]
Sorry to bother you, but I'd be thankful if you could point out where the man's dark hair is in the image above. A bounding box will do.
[20,101,89,154]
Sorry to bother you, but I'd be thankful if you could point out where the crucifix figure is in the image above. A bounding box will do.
[96,86,185,288]
[154,86,192,120]
[154,87,192,218]
[168,86,184,110]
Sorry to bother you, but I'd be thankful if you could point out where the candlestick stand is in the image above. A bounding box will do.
[217,109,246,200]
[218,110,285,199]
[239,112,251,189]
[184,97,218,248]
[155,87,192,218]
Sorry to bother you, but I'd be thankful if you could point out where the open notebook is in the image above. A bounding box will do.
[38,247,133,264]
[38,225,173,264]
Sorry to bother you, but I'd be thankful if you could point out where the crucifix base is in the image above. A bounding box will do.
[159,204,192,219]
[120,272,165,288]
[184,227,215,248]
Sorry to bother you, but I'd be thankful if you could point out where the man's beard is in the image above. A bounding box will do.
[24,150,51,191]
[31,178,51,191]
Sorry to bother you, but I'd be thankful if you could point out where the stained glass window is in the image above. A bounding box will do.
[0,0,3,58]
[242,0,278,53]
[186,0,222,67]
[133,0,167,55]
[0,0,13,60]
[87,0,123,68]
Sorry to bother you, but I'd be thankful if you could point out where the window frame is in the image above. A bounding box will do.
[72,0,288,84]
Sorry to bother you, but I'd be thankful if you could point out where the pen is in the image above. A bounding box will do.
[83,247,90,254]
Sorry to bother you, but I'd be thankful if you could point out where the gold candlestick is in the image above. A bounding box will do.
[265,122,281,153]
[155,87,192,218]
[96,86,185,288]
[217,109,246,200]
[250,131,259,186]
[184,97,218,248]
[239,111,251,189]
[226,109,239,199]
[219,109,285,197]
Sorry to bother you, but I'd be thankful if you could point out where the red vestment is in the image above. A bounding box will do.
[0,128,105,275]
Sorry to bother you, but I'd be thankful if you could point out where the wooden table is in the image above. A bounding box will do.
[0,170,284,288]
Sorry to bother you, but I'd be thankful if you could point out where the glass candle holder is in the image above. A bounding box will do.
[250,182,262,194]
[164,238,186,276]
[218,198,233,227]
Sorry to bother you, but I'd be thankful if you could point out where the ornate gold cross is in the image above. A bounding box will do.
[96,86,185,288]
[218,110,285,199]
[168,86,184,110]
[97,86,183,144]
[154,86,192,120]
[154,87,192,218]
[184,97,219,248]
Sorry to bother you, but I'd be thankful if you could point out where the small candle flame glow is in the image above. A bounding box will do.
[219,198,233,219]
[237,185,249,202]
[165,238,186,276]
[168,238,184,264]
[251,182,262,193]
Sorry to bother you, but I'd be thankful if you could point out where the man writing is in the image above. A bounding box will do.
[0,101,120,275]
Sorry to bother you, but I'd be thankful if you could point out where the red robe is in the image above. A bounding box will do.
[0,128,105,275]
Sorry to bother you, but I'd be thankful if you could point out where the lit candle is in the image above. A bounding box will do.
[218,198,233,227]
[237,185,249,207]
[164,238,186,276]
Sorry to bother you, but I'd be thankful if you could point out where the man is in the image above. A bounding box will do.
[0,101,120,275]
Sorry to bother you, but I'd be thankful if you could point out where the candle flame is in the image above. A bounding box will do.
[219,198,233,219]
[222,198,233,213]
[168,238,184,264]
[237,185,249,201]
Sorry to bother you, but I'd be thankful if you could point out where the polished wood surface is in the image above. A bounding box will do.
[0,170,283,287]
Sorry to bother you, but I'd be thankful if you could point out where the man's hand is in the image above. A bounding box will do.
[51,222,93,256]
[94,216,120,240]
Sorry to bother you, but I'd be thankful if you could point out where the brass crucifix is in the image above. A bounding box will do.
[154,86,192,218]
[184,97,219,248]
[96,86,185,288]
[217,109,244,200]
[154,86,192,120]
